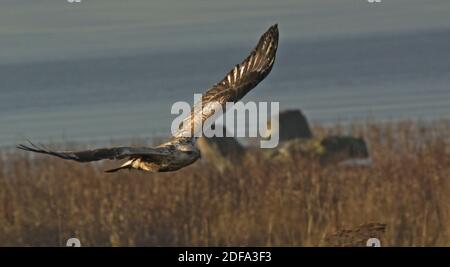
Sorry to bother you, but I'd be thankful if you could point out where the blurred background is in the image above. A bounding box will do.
[1,0,450,147]
[1,0,450,247]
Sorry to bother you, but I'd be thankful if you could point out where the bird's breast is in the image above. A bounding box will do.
[157,150,200,172]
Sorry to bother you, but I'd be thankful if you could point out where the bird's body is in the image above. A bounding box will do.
[107,137,201,172]
[18,24,279,173]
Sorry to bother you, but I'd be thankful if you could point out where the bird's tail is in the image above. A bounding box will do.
[104,159,134,173]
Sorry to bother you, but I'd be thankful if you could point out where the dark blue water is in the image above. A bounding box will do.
[1,0,450,147]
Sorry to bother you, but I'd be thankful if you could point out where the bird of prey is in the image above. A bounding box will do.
[17,24,279,172]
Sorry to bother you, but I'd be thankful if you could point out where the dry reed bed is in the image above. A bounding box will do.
[0,120,449,246]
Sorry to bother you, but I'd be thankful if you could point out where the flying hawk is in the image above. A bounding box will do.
[17,24,279,172]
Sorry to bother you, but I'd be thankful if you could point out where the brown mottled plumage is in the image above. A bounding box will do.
[17,24,279,173]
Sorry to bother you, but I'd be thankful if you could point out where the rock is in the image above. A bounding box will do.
[266,109,313,142]
[266,138,324,159]
[197,126,245,172]
[320,136,371,166]
[322,223,386,247]
[266,136,372,167]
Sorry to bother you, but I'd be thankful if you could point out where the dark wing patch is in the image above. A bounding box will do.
[17,140,167,163]
[176,24,279,137]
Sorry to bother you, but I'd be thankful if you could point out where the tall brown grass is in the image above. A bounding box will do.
[0,120,449,246]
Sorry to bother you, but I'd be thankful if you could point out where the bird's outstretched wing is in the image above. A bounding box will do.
[17,140,168,163]
[175,24,279,137]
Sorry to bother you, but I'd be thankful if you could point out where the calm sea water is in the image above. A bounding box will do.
[1,0,450,147]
